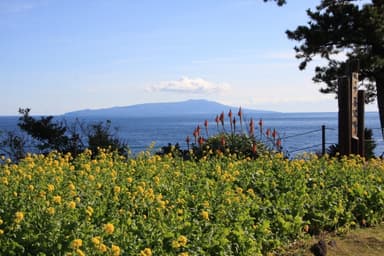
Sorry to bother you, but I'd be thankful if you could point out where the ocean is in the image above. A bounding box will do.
[1,112,383,157]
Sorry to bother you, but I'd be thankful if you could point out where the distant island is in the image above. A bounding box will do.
[64,99,277,117]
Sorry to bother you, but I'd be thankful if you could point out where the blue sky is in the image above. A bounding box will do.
[0,0,377,115]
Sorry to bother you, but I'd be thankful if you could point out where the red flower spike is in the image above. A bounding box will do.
[249,118,254,136]
[249,118,254,129]
[238,107,242,118]
[276,138,282,148]
[215,115,220,124]
[221,136,226,146]
[196,125,201,137]
[252,142,257,153]
[266,128,271,137]
[272,129,277,139]
[204,120,209,137]
[198,136,204,146]
[219,112,225,125]
[259,119,263,128]
[186,136,190,144]
[228,109,233,119]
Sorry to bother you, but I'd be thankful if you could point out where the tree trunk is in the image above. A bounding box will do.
[375,74,384,139]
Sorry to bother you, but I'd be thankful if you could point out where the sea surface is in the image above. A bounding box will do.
[1,112,383,157]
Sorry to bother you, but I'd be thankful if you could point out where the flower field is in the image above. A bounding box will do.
[1,150,384,255]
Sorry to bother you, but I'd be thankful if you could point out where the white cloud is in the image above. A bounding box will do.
[148,77,231,94]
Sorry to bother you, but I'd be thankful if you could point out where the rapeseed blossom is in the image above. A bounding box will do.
[86,206,94,217]
[201,210,209,220]
[91,236,101,246]
[140,248,152,256]
[71,239,83,249]
[75,249,85,256]
[53,195,62,204]
[14,211,24,223]
[47,207,55,215]
[67,201,76,209]
[47,184,55,192]
[111,244,121,256]
[172,235,188,248]
[98,243,108,253]
[104,223,115,234]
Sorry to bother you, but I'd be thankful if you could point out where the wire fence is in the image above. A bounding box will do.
[280,125,384,157]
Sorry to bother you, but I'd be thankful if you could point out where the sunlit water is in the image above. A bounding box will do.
[1,112,383,157]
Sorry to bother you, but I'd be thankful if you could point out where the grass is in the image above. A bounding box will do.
[283,223,384,255]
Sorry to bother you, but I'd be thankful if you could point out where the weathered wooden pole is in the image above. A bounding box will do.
[358,90,365,157]
[338,59,362,156]
[349,60,360,155]
[322,125,326,156]
[338,76,352,155]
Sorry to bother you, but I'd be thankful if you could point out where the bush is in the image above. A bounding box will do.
[327,128,377,158]
[158,108,284,160]
[0,108,128,160]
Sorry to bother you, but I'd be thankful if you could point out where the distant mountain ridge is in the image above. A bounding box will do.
[64,99,276,117]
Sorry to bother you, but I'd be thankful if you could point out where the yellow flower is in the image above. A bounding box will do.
[28,185,34,191]
[172,240,180,249]
[86,206,94,217]
[53,195,62,204]
[47,184,55,192]
[140,248,152,256]
[137,186,145,194]
[75,249,85,256]
[40,191,47,198]
[98,243,107,253]
[104,223,115,234]
[114,186,121,194]
[88,174,95,181]
[71,239,83,249]
[178,253,189,256]
[126,177,133,183]
[202,201,210,208]
[68,183,76,191]
[172,235,188,248]
[0,229,4,235]
[91,236,101,245]
[1,177,8,185]
[111,244,121,256]
[178,235,188,247]
[14,211,24,223]
[201,210,209,220]
[67,201,76,209]
[0,218,3,225]
[47,207,55,215]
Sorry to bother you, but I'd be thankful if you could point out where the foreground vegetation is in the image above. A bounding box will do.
[1,150,384,255]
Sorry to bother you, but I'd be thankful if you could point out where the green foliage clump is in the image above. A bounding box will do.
[327,128,377,159]
[0,108,128,160]
[158,109,284,160]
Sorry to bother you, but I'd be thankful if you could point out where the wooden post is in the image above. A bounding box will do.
[338,59,361,156]
[358,90,365,157]
[338,76,352,155]
[322,125,326,156]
